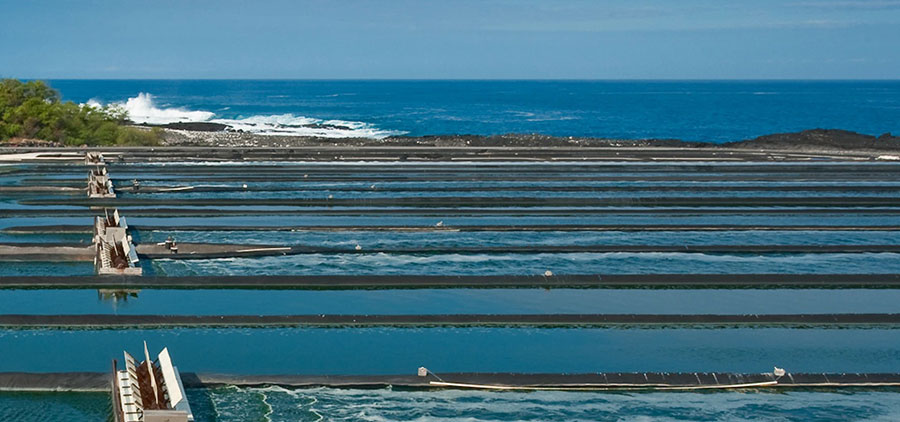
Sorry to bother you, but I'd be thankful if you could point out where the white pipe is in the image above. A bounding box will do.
[428,380,779,391]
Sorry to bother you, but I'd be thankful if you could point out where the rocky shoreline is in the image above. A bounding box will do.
[3,126,898,156]
[150,124,899,154]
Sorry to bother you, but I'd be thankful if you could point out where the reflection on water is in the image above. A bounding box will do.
[97,289,140,302]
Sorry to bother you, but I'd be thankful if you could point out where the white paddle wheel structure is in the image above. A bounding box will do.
[111,342,193,422]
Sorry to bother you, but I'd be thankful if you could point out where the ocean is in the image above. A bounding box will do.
[49,79,900,141]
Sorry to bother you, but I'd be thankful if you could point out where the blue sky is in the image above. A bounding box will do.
[2,0,899,79]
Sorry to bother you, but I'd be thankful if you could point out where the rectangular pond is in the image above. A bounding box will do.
[1,327,898,374]
[1,289,899,316]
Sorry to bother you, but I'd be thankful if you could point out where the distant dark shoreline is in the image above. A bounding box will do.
[3,127,899,160]
[142,123,899,153]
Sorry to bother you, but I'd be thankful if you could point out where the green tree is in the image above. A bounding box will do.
[0,79,160,146]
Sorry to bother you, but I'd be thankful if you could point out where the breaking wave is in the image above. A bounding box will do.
[88,93,214,124]
[87,93,401,139]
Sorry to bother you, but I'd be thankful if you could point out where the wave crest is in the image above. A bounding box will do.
[90,93,401,139]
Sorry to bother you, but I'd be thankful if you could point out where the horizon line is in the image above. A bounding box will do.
[8,77,900,82]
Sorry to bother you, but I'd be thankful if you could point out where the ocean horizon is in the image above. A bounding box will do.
[44,79,900,142]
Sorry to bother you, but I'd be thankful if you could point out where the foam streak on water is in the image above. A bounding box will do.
[149,251,900,276]
[87,93,401,138]
[186,387,900,422]
[3,388,898,422]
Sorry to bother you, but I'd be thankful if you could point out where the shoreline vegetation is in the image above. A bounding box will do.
[1,79,898,154]
[0,79,161,146]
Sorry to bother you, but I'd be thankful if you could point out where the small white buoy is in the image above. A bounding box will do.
[773,366,786,377]
[355,244,362,251]
[304,174,309,178]
[327,194,333,199]
[242,184,248,189]
[370,184,376,189]
[544,270,553,277]
[435,221,444,227]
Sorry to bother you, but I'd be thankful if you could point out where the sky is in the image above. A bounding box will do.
[1,0,899,79]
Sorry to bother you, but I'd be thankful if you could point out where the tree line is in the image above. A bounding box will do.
[0,79,160,145]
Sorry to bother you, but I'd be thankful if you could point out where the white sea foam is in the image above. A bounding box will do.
[197,388,900,422]
[89,93,215,125]
[89,93,401,139]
